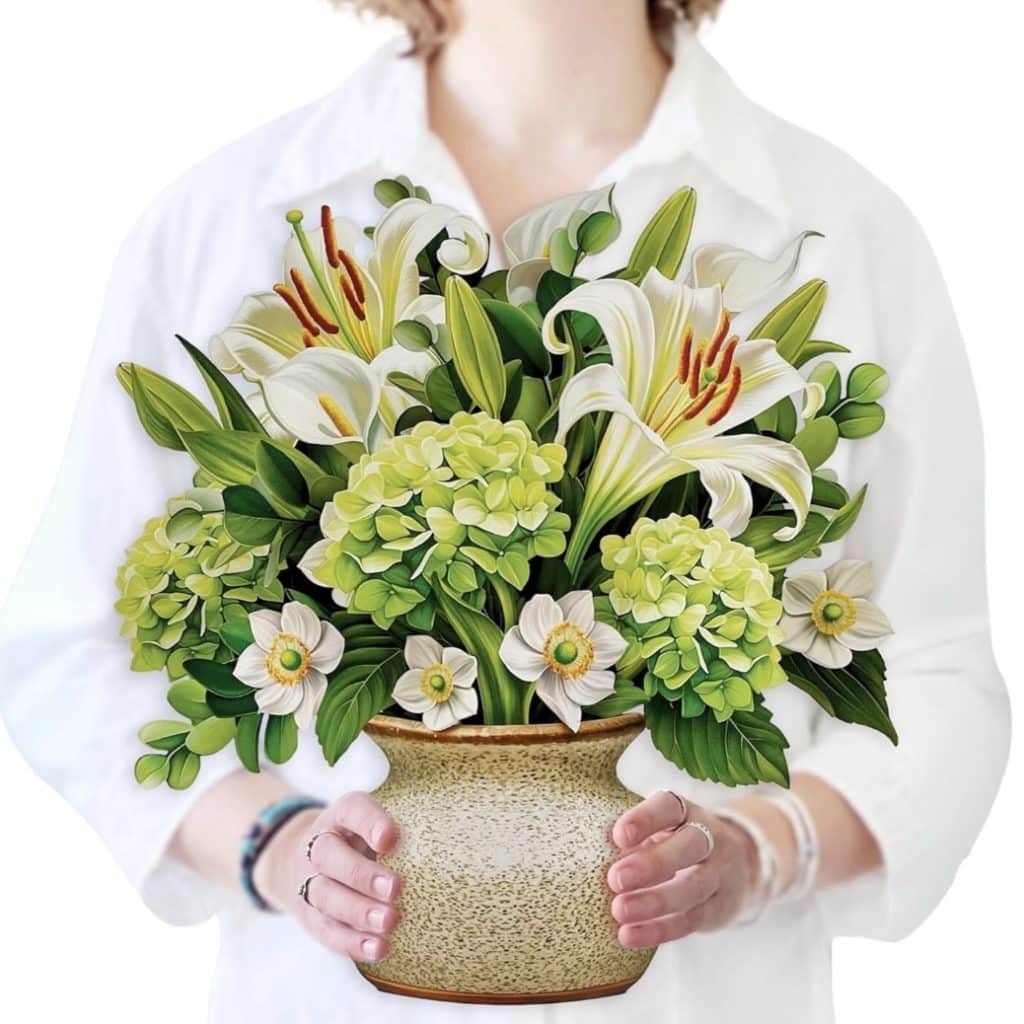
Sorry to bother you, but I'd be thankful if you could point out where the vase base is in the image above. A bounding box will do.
[356,967,640,1005]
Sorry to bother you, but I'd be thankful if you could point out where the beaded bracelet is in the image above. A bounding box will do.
[765,790,820,902]
[240,795,326,912]
[715,807,781,925]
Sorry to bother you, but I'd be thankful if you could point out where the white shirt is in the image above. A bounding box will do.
[0,24,1010,1024]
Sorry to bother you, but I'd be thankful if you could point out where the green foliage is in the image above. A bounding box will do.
[834,401,886,439]
[177,335,266,434]
[753,279,828,365]
[445,276,507,418]
[792,416,839,469]
[117,363,220,451]
[624,186,697,281]
[265,714,299,764]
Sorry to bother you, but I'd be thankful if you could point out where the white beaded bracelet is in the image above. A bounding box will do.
[765,790,820,902]
[715,807,781,925]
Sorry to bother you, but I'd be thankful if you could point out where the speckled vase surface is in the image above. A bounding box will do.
[357,712,656,1004]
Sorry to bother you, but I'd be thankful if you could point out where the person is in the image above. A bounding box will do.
[0,1,1011,1022]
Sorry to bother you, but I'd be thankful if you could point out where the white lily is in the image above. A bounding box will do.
[542,270,813,573]
[392,635,479,731]
[690,231,822,312]
[503,184,616,306]
[210,198,488,379]
[234,601,345,729]
[781,560,893,669]
[499,591,627,732]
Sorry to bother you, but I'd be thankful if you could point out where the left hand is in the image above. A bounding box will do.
[607,791,759,948]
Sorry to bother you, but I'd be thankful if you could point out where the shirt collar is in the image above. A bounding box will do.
[308,23,788,223]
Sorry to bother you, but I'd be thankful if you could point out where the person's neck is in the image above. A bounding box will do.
[427,0,670,151]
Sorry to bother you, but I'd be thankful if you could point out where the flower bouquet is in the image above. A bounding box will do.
[115,177,895,1001]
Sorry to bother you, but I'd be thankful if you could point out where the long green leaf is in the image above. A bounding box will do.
[316,650,403,765]
[736,512,830,572]
[180,430,260,485]
[820,484,868,543]
[235,714,263,773]
[624,186,697,281]
[177,335,267,433]
[435,581,522,724]
[184,658,252,698]
[222,485,288,546]
[256,440,309,509]
[647,697,790,787]
[445,276,507,418]
[782,650,897,744]
[119,363,219,450]
[481,299,552,375]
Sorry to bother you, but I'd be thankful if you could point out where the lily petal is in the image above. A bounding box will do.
[691,231,822,312]
[694,461,754,538]
[506,257,549,306]
[553,363,657,446]
[261,347,381,445]
[210,293,301,381]
[503,184,615,263]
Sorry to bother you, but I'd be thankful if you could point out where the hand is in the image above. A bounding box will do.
[253,792,403,963]
[607,791,759,948]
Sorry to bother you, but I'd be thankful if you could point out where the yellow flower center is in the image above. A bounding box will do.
[810,590,858,636]
[543,623,594,679]
[266,633,311,685]
[419,663,455,704]
[318,394,358,437]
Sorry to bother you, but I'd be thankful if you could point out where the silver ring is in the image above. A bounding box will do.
[662,790,689,832]
[298,873,321,907]
[305,830,337,862]
[682,821,715,861]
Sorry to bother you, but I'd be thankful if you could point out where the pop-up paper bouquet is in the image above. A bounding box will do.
[115,178,894,1002]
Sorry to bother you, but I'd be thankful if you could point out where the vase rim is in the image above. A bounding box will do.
[365,712,644,745]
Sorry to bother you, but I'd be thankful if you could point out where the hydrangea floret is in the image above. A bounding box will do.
[598,514,787,721]
[115,489,282,678]
[300,411,569,630]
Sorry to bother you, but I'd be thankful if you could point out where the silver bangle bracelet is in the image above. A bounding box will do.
[765,790,820,902]
[715,807,780,925]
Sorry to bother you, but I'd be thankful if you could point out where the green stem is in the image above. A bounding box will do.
[490,576,520,632]
[520,682,536,724]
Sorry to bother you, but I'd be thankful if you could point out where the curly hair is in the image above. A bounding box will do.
[333,1,723,55]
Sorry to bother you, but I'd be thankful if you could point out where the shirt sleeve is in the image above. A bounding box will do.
[0,216,245,926]
[791,206,1011,940]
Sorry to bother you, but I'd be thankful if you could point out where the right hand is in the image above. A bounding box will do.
[253,792,403,963]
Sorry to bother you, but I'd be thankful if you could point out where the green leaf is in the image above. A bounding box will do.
[177,335,266,434]
[751,279,828,365]
[625,186,697,281]
[736,512,830,572]
[316,650,403,765]
[577,210,621,255]
[118,363,219,451]
[167,679,212,722]
[134,753,170,789]
[185,658,252,698]
[180,430,259,486]
[219,618,255,655]
[424,362,470,421]
[374,178,410,207]
[265,714,299,765]
[387,371,430,406]
[820,484,868,544]
[445,276,507,418]
[166,507,204,544]
[846,363,890,403]
[834,401,886,439]
[235,714,263,772]
[138,720,190,752]
[754,397,797,441]
[222,485,286,546]
[186,716,237,755]
[256,440,309,509]
[808,361,842,415]
[206,691,258,717]
[393,319,434,352]
[167,748,201,790]
[481,299,552,375]
[782,650,897,744]
[435,581,522,724]
[501,360,524,421]
[509,376,549,430]
[792,416,839,469]
[548,226,577,276]
[588,683,649,718]
[811,476,849,509]
[647,697,790,787]
[792,339,851,369]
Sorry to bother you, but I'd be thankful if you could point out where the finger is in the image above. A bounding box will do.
[308,831,402,903]
[613,791,690,850]
[303,874,401,935]
[299,904,391,963]
[610,863,720,925]
[608,815,715,893]
[317,792,398,855]
[617,900,712,948]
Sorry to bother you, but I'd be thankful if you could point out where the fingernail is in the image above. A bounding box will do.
[371,824,386,847]
[623,825,638,845]
[371,874,392,900]
[614,868,636,891]
[361,938,383,961]
[367,908,387,932]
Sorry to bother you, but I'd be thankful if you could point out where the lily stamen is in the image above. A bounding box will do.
[273,283,321,336]
[707,365,743,426]
[716,337,740,381]
[289,269,340,335]
[321,205,341,270]
[706,310,732,365]
[688,349,705,398]
[683,382,720,421]
[677,325,694,382]
[338,249,366,306]
[302,331,318,348]
[340,276,367,322]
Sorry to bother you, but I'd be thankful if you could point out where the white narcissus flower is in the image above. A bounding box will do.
[781,560,893,670]
[393,636,479,731]
[499,592,628,732]
[234,601,345,729]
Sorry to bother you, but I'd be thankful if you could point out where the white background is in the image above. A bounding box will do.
[0,0,1019,1020]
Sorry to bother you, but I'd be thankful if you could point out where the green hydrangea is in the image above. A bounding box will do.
[115,488,282,678]
[305,412,569,630]
[598,514,786,721]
